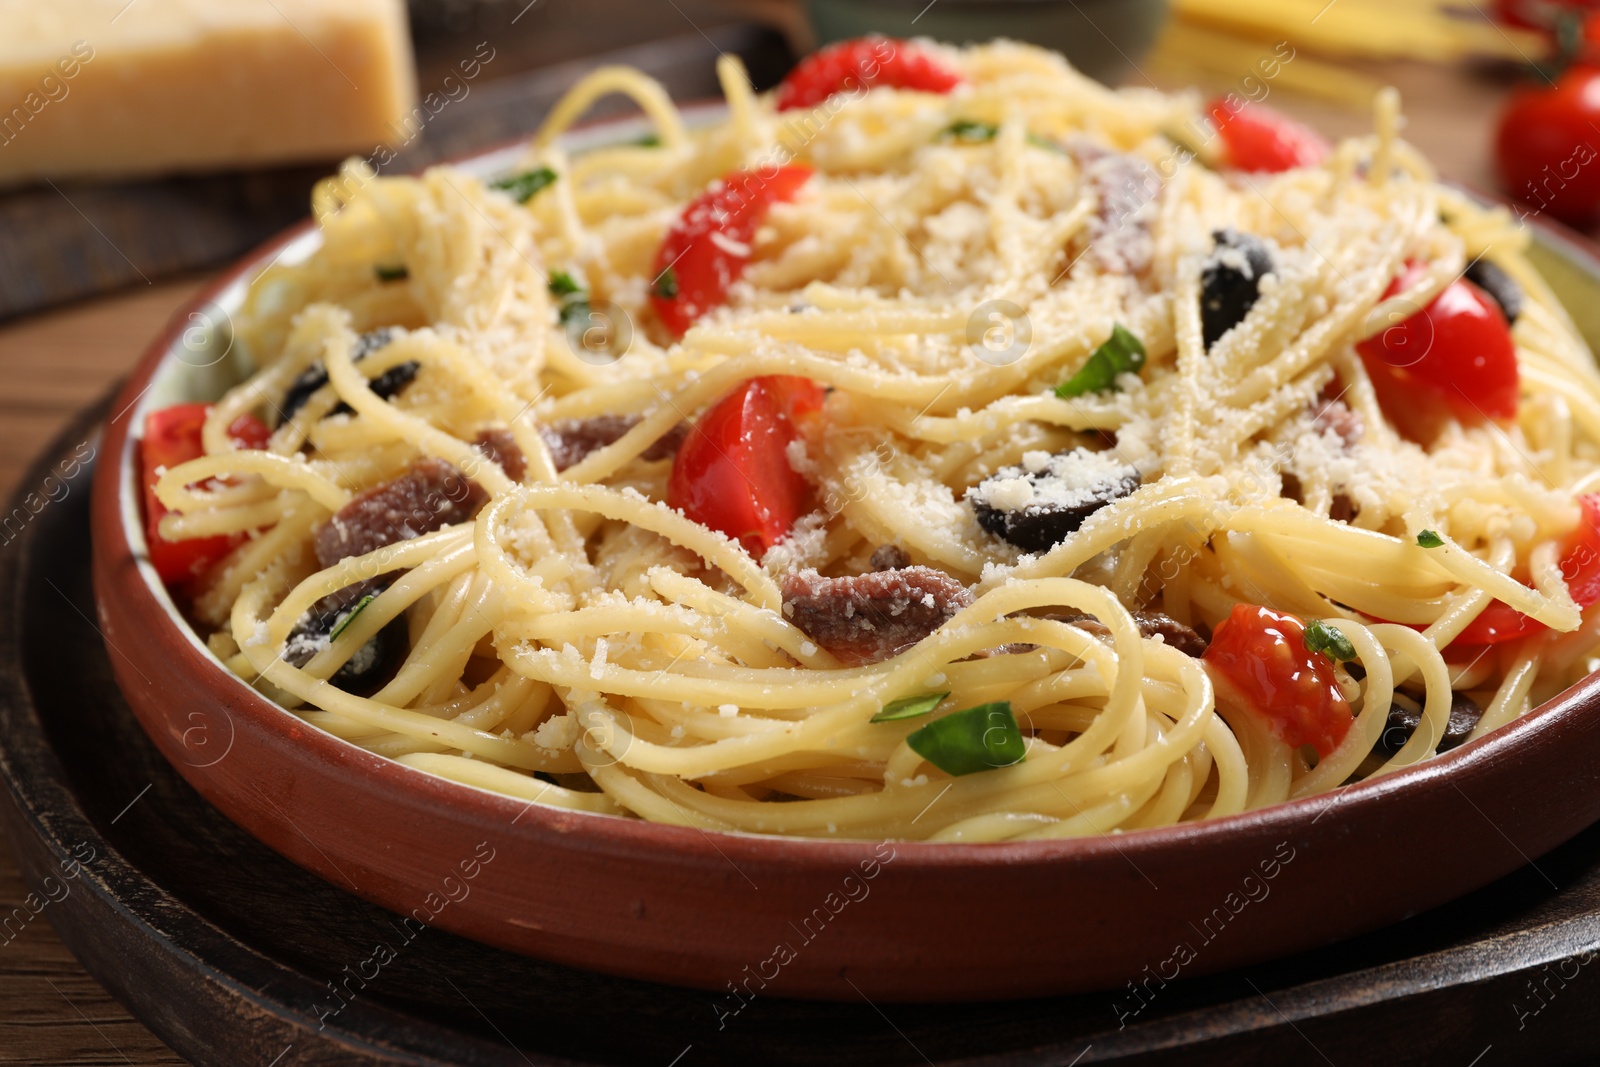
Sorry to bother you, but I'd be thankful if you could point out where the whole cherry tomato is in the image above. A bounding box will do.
[1203,604,1354,758]
[1208,97,1330,173]
[1356,261,1519,439]
[140,403,270,586]
[775,37,963,112]
[649,166,813,338]
[666,376,824,558]
[1495,65,1600,228]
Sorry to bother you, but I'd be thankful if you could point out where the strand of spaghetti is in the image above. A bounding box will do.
[891,393,1125,443]
[292,547,480,686]
[644,567,835,668]
[321,330,517,497]
[1290,620,1393,797]
[1471,651,1541,740]
[395,753,622,814]
[484,485,778,608]
[1366,624,1453,774]
[554,585,1138,776]
[994,478,1230,588]
[155,451,349,512]
[370,576,499,708]
[204,355,307,454]
[262,528,474,643]
[193,501,327,626]
[158,498,290,540]
[532,66,687,151]
[716,54,762,162]
[1403,512,1581,629]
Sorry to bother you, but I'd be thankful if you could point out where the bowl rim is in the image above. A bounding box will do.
[96,104,1600,869]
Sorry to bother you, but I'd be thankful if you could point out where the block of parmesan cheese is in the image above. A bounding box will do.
[0,0,417,186]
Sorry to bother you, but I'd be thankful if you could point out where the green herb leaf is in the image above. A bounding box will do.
[329,594,377,642]
[632,132,662,147]
[1026,132,1064,153]
[1417,530,1445,549]
[653,266,679,300]
[871,691,949,723]
[558,298,592,327]
[374,264,409,283]
[906,701,1027,777]
[1055,324,1147,399]
[941,119,998,143]
[548,271,590,325]
[1302,620,1357,662]
[491,166,559,204]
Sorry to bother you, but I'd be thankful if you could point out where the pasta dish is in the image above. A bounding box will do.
[139,38,1600,842]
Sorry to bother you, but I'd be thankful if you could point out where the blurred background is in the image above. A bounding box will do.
[0,0,1592,323]
[2,0,1600,1060]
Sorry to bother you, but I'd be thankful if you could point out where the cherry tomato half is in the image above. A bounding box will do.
[1452,493,1600,645]
[1495,64,1600,229]
[1208,97,1330,173]
[649,165,813,338]
[1493,0,1600,31]
[1203,604,1354,758]
[666,375,825,558]
[1356,261,1518,439]
[140,403,270,586]
[775,37,963,112]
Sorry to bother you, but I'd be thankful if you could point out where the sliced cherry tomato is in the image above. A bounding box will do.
[1452,493,1600,645]
[1208,97,1330,173]
[1356,261,1518,440]
[1203,604,1354,758]
[649,165,813,338]
[775,37,963,112]
[666,375,824,558]
[140,403,270,587]
[1495,64,1600,228]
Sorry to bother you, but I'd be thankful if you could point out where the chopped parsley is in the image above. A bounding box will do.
[941,119,998,143]
[373,264,409,283]
[329,594,377,641]
[491,166,559,204]
[1302,620,1357,662]
[632,132,662,147]
[1055,324,1147,399]
[906,701,1026,776]
[1417,530,1445,549]
[548,272,590,325]
[870,692,950,723]
[653,266,679,300]
[1026,132,1064,152]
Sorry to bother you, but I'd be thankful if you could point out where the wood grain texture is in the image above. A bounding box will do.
[0,37,1572,1067]
[0,279,198,1064]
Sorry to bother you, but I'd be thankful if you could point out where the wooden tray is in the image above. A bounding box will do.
[6,402,1600,1066]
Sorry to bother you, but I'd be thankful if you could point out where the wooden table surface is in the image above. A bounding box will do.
[0,39,1552,1066]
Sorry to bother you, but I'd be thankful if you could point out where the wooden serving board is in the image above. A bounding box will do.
[5,406,1600,1065]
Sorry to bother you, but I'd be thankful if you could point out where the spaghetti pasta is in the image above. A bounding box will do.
[148,40,1600,842]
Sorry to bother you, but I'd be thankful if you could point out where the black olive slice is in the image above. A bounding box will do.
[1200,228,1274,350]
[283,578,407,697]
[1464,258,1523,325]
[969,448,1140,553]
[279,328,412,422]
[1375,691,1483,757]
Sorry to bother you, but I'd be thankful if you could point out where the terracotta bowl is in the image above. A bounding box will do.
[89,114,1600,1003]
